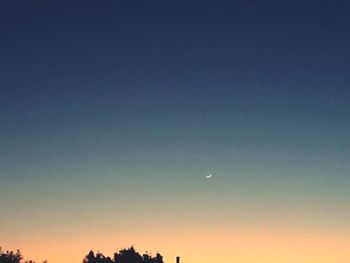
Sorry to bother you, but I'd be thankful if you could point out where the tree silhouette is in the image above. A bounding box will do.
[83,250,113,263]
[114,247,143,263]
[0,247,46,263]
[1,246,164,263]
[83,247,164,263]
[0,248,22,263]
[142,253,163,263]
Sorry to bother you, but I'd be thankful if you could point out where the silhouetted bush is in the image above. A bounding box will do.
[1,246,163,263]
[84,247,164,263]
[83,250,113,263]
[0,247,46,263]
[0,248,22,263]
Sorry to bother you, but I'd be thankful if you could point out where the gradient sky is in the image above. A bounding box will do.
[1,1,350,263]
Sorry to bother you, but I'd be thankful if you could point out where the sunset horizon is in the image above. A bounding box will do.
[1,1,350,263]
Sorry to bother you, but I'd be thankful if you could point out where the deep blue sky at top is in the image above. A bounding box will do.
[1,0,350,183]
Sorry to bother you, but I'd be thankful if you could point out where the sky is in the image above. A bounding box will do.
[1,1,350,263]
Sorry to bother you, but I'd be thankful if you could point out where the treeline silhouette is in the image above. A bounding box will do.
[84,246,164,263]
[1,246,164,263]
[0,248,46,263]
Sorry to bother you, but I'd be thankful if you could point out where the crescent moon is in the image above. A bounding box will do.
[206,174,212,178]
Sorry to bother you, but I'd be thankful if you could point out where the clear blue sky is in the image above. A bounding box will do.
[1,1,350,263]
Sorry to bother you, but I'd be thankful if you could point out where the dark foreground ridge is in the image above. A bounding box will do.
[0,246,166,263]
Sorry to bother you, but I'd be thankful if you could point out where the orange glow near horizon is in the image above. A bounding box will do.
[3,227,350,263]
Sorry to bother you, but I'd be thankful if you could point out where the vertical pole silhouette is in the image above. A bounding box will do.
[176,256,180,263]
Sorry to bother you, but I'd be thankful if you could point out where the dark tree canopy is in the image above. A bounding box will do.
[0,247,46,263]
[1,246,164,263]
[0,248,22,263]
[83,250,113,263]
[84,247,164,263]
